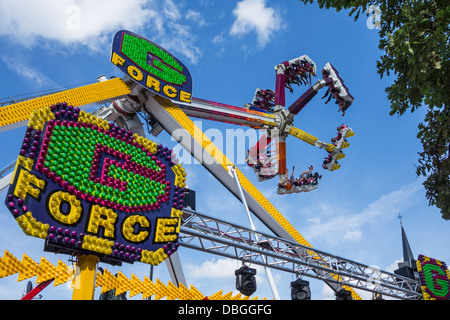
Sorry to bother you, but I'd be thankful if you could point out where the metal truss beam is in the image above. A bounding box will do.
[179,209,423,300]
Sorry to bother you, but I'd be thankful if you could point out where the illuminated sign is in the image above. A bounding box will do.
[417,254,450,300]
[111,30,193,103]
[4,103,187,266]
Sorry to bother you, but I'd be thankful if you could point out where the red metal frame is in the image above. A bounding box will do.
[21,279,54,300]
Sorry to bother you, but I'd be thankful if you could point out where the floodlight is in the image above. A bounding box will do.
[235,265,257,296]
[335,288,353,300]
[290,278,311,300]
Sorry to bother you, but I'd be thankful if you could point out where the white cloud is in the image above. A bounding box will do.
[162,0,181,21]
[186,10,207,27]
[185,257,276,294]
[385,258,403,273]
[159,21,203,64]
[343,230,362,242]
[0,0,204,64]
[303,180,423,245]
[187,258,238,279]
[212,32,225,44]
[0,56,56,88]
[0,0,155,51]
[307,217,321,224]
[230,0,282,47]
[321,283,336,300]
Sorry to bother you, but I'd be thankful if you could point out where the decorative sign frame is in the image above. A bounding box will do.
[417,254,450,300]
[111,30,193,103]
[5,103,187,266]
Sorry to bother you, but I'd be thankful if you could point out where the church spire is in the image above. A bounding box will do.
[397,211,414,267]
[393,211,418,282]
[401,221,415,268]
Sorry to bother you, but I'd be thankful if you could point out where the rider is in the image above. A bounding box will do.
[279,165,322,190]
[301,165,322,185]
[323,154,332,169]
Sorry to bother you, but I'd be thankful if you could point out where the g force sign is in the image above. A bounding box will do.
[417,255,450,300]
[111,30,193,103]
[5,103,187,266]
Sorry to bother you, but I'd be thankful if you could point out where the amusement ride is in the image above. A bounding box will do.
[0,30,447,301]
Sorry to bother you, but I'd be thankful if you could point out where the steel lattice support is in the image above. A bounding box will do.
[179,209,423,300]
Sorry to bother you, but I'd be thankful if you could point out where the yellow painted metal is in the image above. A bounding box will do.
[0,250,73,285]
[0,250,265,300]
[72,255,99,300]
[95,269,266,300]
[288,126,336,152]
[0,77,131,130]
[288,126,318,146]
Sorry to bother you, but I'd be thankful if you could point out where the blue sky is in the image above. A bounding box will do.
[0,0,448,300]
